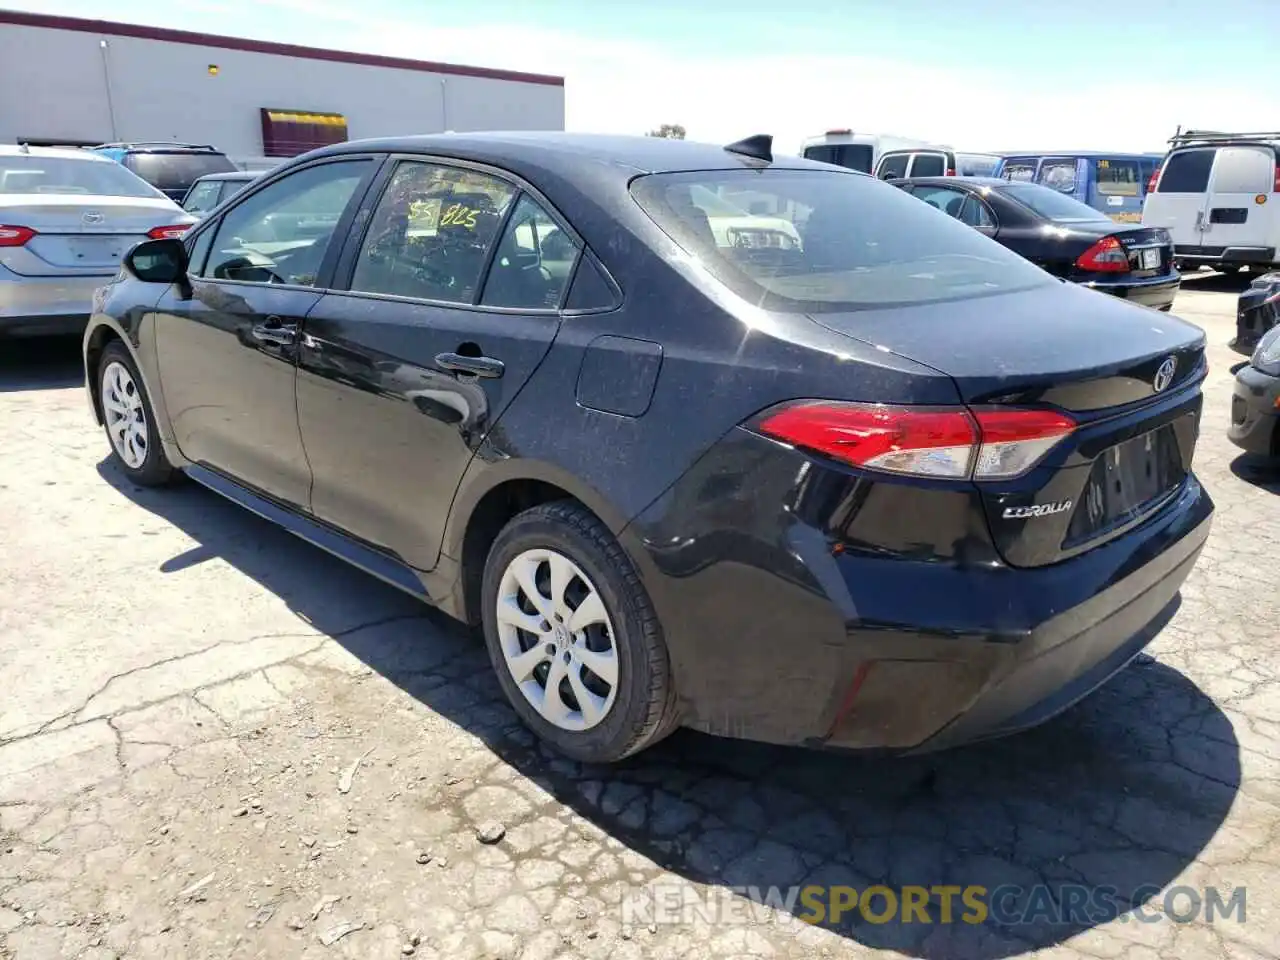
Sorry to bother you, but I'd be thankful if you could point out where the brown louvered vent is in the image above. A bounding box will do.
[260,108,348,158]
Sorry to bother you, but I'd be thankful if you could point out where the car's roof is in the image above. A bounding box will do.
[313,132,834,179]
[901,176,1008,187]
[193,171,258,182]
[996,151,1164,159]
[0,144,114,162]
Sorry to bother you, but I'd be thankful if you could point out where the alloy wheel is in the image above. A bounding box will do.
[102,361,149,470]
[495,548,619,732]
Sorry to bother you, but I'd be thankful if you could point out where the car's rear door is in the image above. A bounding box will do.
[152,155,380,508]
[1142,147,1216,247]
[295,156,576,571]
[1202,145,1277,253]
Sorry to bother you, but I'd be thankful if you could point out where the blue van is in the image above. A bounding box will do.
[992,152,1164,223]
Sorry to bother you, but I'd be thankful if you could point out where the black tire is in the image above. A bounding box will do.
[480,500,678,763]
[97,342,176,487]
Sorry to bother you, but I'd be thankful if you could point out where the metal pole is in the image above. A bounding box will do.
[440,78,448,132]
[99,39,120,140]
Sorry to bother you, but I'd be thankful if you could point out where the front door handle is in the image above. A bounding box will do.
[435,352,504,379]
[250,317,297,346]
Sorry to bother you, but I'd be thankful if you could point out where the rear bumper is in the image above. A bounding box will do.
[627,429,1213,753]
[1175,245,1278,267]
[1081,273,1180,311]
[0,266,110,336]
[1228,363,1280,456]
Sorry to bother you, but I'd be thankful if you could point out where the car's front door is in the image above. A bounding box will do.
[153,156,380,507]
[295,158,578,570]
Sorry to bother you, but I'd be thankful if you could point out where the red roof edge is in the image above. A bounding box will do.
[0,9,566,87]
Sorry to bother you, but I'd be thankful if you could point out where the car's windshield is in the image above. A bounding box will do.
[0,155,165,198]
[630,169,1051,311]
[999,182,1111,222]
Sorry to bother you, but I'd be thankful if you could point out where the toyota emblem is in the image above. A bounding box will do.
[1153,356,1177,393]
[82,211,105,224]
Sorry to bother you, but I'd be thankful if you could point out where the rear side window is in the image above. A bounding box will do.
[630,169,1050,311]
[480,194,579,310]
[802,144,874,173]
[1093,158,1140,196]
[1211,147,1274,194]
[877,153,909,179]
[1038,160,1078,193]
[1156,149,1215,193]
[126,152,237,192]
[909,153,946,177]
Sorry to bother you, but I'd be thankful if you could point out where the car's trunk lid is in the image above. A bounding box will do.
[808,282,1206,567]
[0,195,190,276]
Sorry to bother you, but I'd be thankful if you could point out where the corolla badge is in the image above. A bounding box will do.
[82,211,105,224]
[1003,500,1072,519]
[1153,356,1177,393]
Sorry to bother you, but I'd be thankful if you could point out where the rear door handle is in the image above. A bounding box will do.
[435,352,504,379]
[250,316,297,346]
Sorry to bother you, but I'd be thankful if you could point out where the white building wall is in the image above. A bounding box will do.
[0,21,565,165]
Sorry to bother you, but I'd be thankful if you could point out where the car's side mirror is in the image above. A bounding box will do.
[125,238,188,284]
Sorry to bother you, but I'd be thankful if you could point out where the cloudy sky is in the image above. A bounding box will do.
[21,0,1280,155]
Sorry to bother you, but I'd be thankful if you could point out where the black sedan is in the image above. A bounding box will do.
[83,133,1212,763]
[895,176,1181,311]
[1229,324,1280,457]
[1231,271,1280,355]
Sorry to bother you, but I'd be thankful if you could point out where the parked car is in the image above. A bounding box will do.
[896,176,1180,311]
[83,132,1213,763]
[798,130,935,174]
[1229,323,1280,458]
[994,152,1163,223]
[181,171,261,218]
[0,144,194,338]
[874,146,1003,180]
[1232,271,1280,354]
[1142,130,1280,275]
[88,142,238,204]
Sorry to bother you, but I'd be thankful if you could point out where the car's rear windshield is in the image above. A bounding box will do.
[126,152,237,191]
[999,182,1109,222]
[629,169,1051,311]
[0,155,164,198]
[801,144,874,173]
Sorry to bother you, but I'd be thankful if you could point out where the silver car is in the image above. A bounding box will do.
[0,144,195,338]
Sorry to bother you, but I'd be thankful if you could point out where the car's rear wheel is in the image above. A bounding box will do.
[99,343,175,487]
[480,501,678,763]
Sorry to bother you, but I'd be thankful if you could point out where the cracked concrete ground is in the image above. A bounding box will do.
[1,273,1278,960]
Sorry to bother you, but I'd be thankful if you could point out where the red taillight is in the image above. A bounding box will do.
[1075,235,1129,273]
[945,168,957,177]
[1273,166,1280,193]
[147,224,190,240]
[756,402,1076,481]
[0,224,36,247]
[1147,167,1161,194]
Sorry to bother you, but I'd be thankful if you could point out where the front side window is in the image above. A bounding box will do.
[1037,159,1078,193]
[960,195,996,229]
[630,169,1050,311]
[202,159,371,286]
[183,181,222,214]
[909,153,946,177]
[0,155,165,198]
[350,160,515,304]
[481,195,579,309]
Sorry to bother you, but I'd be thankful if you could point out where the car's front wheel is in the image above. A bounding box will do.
[98,342,175,487]
[480,501,678,763]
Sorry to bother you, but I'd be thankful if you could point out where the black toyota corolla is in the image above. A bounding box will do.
[83,132,1213,763]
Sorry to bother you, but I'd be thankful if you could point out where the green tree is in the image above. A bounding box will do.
[647,124,686,140]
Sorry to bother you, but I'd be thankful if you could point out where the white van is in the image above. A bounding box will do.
[798,130,935,175]
[1142,130,1280,274]
[872,145,1003,180]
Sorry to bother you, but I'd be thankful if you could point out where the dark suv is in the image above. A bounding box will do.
[89,142,238,203]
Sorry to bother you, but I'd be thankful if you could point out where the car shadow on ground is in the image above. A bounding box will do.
[1230,452,1280,492]
[0,335,86,392]
[1177,270,1254,295]
[98,458,1241,959]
